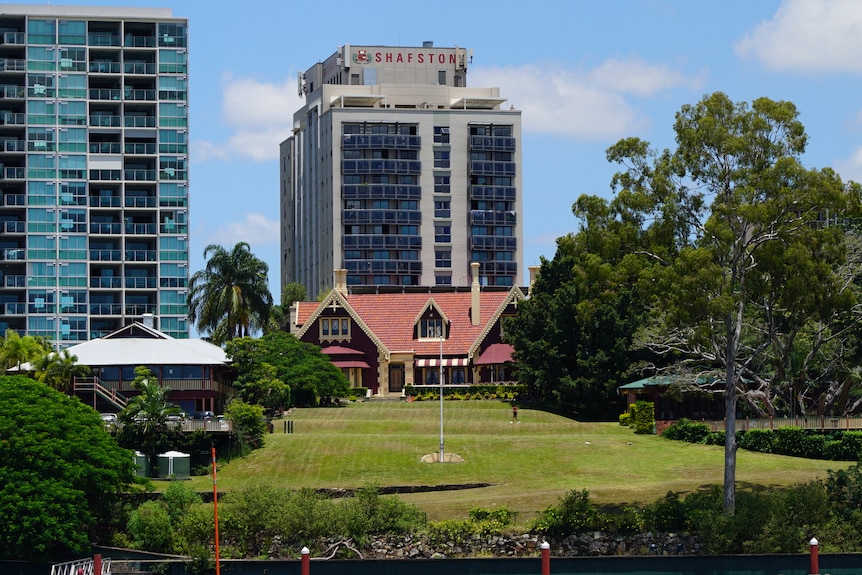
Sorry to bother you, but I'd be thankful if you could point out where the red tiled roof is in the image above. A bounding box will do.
[298,291,512,357]
[350,291,509,356]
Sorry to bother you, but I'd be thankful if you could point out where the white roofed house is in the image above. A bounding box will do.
[63,321,234,416]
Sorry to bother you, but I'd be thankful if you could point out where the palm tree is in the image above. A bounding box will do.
[0,329,46,372]
[187,242,273,345]
[33,348,90,393]
[122,371,181,477]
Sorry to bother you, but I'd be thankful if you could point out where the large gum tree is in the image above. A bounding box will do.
[603,92,860,513]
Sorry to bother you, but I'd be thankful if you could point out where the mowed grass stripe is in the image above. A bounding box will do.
[182,401,850,521]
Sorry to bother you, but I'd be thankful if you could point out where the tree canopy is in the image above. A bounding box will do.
[511,92,862,514]
[225,331,351,409]
[187,242,274,345]
[0,375,137,560]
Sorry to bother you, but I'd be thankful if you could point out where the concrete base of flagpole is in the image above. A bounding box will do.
[420,452,464,462]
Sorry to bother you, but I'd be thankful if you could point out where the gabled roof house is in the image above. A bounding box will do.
[64,317,233,415]
[290,264,530,396]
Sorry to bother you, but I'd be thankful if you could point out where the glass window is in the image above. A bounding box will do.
[433,126,450,144]
[58,101,86,126]
[27,20,55,44]
[159,183,188,207]
[58,74,86,99]
[27,100,56,125]
[59,48,86,72]
[58,21,86,45]
[435,250,451,268]
[59,128,86,152]
[28,74,55,98]
[159,103,188,128]
[158,49,187,73]
[436,275,452,285]
[28,153,56,179]
[158,23,187,48]
[27,181,56,205]
[434,174,450,194]
[434,200,450,218]
[420,318,443,339]
[27,47,56,71]
[434,225,451,243]
[58,155,86,179]
[159,156,187,180]
[434,150,450,168]
[158,76,187,100]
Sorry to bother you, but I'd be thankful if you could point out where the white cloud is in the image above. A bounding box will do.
[194,74,304,163]
[735,0,862,73]
[203,213,281,247]
[470,58,702,140]
[834,146,862,183]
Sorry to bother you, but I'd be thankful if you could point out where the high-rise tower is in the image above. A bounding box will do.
[0,5,190,345]
[280,43,522,297]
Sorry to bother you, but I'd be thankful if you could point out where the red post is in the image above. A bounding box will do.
[540,541,550,575]
[212,446,220,575]
[809,537,819,575]
[301,546,310,575]
[93,554,102,575]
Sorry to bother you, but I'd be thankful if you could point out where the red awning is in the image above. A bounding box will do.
[474,343,514,365]
[415,358,470,367]
[320,345,364,356]
[331,360,371,368]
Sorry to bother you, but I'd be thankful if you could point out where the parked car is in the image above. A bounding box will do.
[216,414,229,429]
[192,410,215,420]
[100,413,118,428]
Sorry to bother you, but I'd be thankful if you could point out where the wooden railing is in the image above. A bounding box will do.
[74,376,128,410]
[696,416,862,433]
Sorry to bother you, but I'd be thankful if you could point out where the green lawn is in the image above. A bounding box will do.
[182,401,852,522]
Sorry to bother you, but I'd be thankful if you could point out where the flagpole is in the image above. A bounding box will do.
[212,445,221,575]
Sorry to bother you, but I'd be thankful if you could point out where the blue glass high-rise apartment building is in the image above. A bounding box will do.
[0,5,189,345]
[280,43,523,297]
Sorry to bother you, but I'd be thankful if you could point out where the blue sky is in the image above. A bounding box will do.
[27,0,862,298]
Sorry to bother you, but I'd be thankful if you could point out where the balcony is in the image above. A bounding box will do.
[0,112,25,126]
[89,61,121,74]
[88,33,120,47]
[3,274,25,287]
[344,260,422,274]
[469,236,517,250]
[124,89,156,101]
[342,210,422,225]
[90,277,122,288]
[469,161,516,176]
[125,196,156,208]
[89,142,121,154]
[124,36,156,48]
[342,184,421,200]
[125,304,156,315]
[3,302,25,314]
[89,88,122,101]
[125,250,156,262]
[0,59,26,72]
[89,249,122,261]
[470,186,517,201]
[341,159,421,175]
[469,135,516,152]
[90,223,121,234]
[0,85,24,99]
[1,139,25,152]
[124,169,156,181]
[1,248,24,261]
[124,277,156,289]
[0,33,25,45]
[124,116,156,128]
[123,63,155,75]
[89,170,121,181]
[469,210,517,225]
[125,142,156,155]
[341,134,421,150]
[2,221,24,233]
[89,196,121,207]
[90,303,122,315]
[89,115,121,127]
[125,223,157,235]
[1,167,24,180]
[1,194,25,206]
[343,235,422,250]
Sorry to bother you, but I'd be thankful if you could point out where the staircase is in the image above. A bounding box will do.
[50,556,111,575]
[74,376,128,410]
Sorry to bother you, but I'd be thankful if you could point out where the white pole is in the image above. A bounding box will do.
[439,330,444,463]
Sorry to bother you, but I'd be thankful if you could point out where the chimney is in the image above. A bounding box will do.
[528,265,540,297]
[142,313,155,329]
[334,269,348,295]
[471,262,480,326]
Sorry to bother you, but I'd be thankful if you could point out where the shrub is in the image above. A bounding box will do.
[737,429,776,453]
[662,418,709,443]
[339,484,426,543]
[642,491,687,532]
[704,431,725,445]
[619,412,631,426]
[774,427,808,457]
[127,500,173,553]
[826,431,862,461]
[530,489,601,538]
[630,400,655,434]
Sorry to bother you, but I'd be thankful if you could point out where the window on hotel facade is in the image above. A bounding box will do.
[434,150,450,168]
[433,126,450,144]
[436,275,452,286]
[434,174,450,194]
[435,250,451,268]
[435,225,451,243]
[434,200,450,218]
[320,317,351,340]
